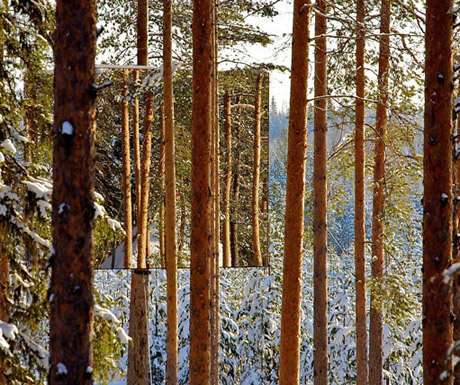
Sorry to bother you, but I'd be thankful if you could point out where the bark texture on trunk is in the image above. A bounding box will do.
[230,96,241,267]
[49,1,96,383]
[127,1,152,383]
[190,0,213,382]
[279,0,310,383]
[127,271,150,385]
[369,1,390,384]
[132,73,141,226]
[251,74,263,266]
[121,70,133,269]
[354,0,368,383]
[423,0,454,384]
[163,0,178,381]
[454,94,460,385]
[159,104,166,268]
[210,6,220,382]
[127,99,152,385]
[223,90,232,267]
[313,1,329,383]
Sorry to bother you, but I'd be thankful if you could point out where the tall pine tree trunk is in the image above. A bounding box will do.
[354,0,368,383]
[223,90,232,267]
[261,164,269,266]
[230,96,241,267]
[121,69,133,269]
[132,73,141,225]
[128,99,152,385]
[49,1,96,383]
[210,5,220,381]
[159,104,166,268]
[163,0,178,381]
[313,1,329,383]
[279,0,311,382]
[423,0,454,383]
[127,1,151,383]
[190,0,213,382]
[369,1,390,384]
[252,73,263,266]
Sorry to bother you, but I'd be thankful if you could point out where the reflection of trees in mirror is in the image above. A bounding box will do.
[94,68,270,269]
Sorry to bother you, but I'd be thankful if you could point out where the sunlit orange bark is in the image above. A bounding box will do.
[223,90,232,267]
[313,1,329,383]
[121,70,133,269]
[163,0,178,380]
[279,0,311,383]
[190,0,213,382]
[423,0,454,384]
[354,0,368,383]
[252,74,263,266]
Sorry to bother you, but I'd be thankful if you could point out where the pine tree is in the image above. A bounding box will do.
[313,0,329,383]
[252,73,263,266]
[223,89,232,267]
[121,70,133,269]
[369,1,391,383]
[127,0,152,383]
[190,0,214,382]
[231,95,242,267]
[49,1,96,383]
[279,0,311,382]
[163,0,179,381]
[423,0,454,383]
[354,0,368,383]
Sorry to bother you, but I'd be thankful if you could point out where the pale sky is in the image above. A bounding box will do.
[219,1,294,110]
[246,1,293,110]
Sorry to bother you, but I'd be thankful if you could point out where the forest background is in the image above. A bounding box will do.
[0,0,449,384]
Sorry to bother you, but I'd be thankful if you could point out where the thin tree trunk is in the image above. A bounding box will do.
[0,222,9,322]
[223,90,232,267]
[178,195,187,253]
[127,98,152,385]
[0,222,8,385]
[24,70,38,268]
[369,1,391,384]
[138,103,153,270]
[159,104,166,268]
[133,0,148,228]
[132,72,141,226]
[252,74,263,266]
[24,69,38,162]
[279,0,311,383]
[163,0,178,380]
[423,0,454,383]
[313,1,328,383]
[354,0,368,383]
[261,166,269,266]
[190,0,213,382]
[49,1,96,383]
[230,96,241,267]
[127,1,151,383]
[122,70,133,269]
